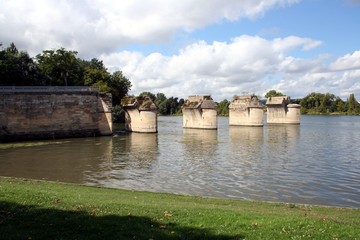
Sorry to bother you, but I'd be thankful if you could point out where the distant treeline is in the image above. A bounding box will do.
[215,90,360,116]
[298,92,360,115]
[2,43,359,118]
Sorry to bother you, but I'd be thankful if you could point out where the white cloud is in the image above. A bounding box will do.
[329,50,360,71]
[273,36,322,52]
[0,0,299,57]
[272,52,360,99]
[101,35,332,101]
[1,0,360,101]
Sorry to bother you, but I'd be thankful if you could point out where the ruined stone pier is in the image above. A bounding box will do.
[266,96,300,124]
[182,95,217,129]
[121,96,158,133]
[229,95,264,126]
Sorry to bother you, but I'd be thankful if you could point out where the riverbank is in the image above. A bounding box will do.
[0,177,359,239]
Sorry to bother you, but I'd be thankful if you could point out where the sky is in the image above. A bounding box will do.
[1,0,360,101]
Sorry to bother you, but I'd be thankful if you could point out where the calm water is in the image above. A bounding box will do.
[0,115,359,208]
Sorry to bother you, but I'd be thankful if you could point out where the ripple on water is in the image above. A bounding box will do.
[0,115,359,208]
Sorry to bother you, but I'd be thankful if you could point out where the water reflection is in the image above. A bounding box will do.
[1,116,359,208]
[182,128,218,172]
[86,133,159,187]
[229,126,263,148]
[126,132,158,168]
[182,128,218,161]
[265,124,300,155]
[266,124,300,142]
[0,137,114,183]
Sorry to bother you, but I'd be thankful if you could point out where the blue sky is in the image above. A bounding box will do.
[125,0,360,57]
[1,0,360,101]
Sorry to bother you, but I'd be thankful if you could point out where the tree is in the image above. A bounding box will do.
[82,58,111,92]
[217,99,230,116]
[139,92,156,102]
[0,42,46,86]
[347,93,360,114]
[81,59,132,105]
[301,92,348,114]
[319,93,336,113]
[167,97,179,115]
[335,97,346,113]
[265,90,284,98]
[36,48,83,86]
[109,71,132,105]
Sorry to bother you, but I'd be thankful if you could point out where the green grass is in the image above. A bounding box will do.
[0,177,359,239]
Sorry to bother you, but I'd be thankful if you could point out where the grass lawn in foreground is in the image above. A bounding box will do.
[0,177,359,239]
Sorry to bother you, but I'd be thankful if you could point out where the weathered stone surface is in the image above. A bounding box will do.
[0,87,112,141]
[266,96,300,124]
[229,95,264,126]
[121,96,158,133]
[182,95,217,129]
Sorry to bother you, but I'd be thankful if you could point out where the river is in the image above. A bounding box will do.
[0,115,359,208]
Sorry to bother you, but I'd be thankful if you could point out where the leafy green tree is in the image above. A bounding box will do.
[167,97,179,115]
[319,93,336,113]
[155,93,167,105]
[217,99,230,116]
[36,48,83,86]
[301,92,321,113]
[139,92,156,102]
[0,43,45,86]
[138,92,184,115]
[109,71,132,105]
[154,93,167,115]
[335,97,346,113]
[157,100,168,115]
[301,92,345,114]
[82,58,111,92]
[265,90,284,98]
[82,58,109,85]
[346,93,360,114]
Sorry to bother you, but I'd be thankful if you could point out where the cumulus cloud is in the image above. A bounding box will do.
[1,0,360,100]
[0,0,299,57]
[101,35,332,100]
[272,51,360,99]
[329,51,360,71]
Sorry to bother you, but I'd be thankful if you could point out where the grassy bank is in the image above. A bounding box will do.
[0,177,359,239]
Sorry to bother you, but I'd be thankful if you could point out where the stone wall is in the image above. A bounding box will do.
[0,87,112,141]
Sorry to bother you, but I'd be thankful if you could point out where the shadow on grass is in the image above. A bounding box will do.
[0,201,244,240]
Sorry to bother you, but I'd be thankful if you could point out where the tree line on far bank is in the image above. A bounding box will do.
[1,42,359,120]
[137,90,360,117]
[217,90,360,116]
[264,90,360,115]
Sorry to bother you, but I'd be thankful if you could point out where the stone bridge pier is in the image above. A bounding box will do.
[266,96,300,124]
[229,95,264,126]
[182,95,217,129]
[120,96,158,133]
